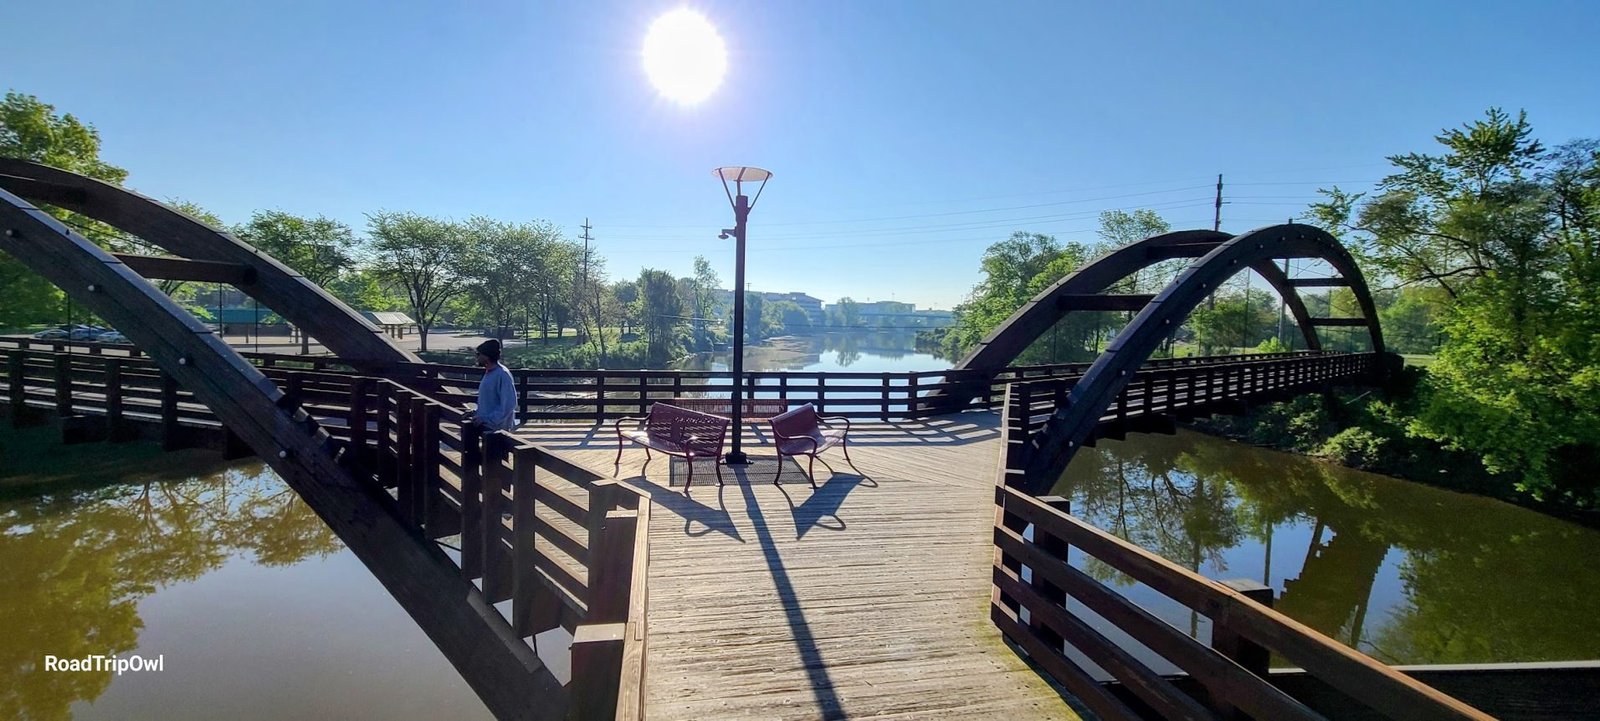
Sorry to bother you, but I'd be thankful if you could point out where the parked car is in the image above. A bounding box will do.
[32,328,68,340]
[95,331,129,344]
[68,326,101,341]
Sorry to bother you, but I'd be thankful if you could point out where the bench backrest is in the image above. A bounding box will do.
[668,397,790,420]
[770,403,820,439]
[646,403,730,453]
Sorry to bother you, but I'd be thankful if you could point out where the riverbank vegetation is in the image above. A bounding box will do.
[932,109,1600,511]
[0,91,810,369]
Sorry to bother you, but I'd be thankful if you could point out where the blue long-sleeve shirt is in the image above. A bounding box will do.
[476,362,518,431]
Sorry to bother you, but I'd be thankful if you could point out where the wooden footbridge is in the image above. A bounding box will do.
[0,160,1523,720]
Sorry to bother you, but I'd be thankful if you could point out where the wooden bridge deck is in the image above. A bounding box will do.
[517,414,1083,720]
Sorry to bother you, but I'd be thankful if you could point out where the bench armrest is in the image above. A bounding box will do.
[613,415,649,434]
[817,415,852,433]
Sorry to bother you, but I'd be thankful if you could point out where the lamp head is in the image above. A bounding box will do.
[712,166,773,211]
[719,228,734,240]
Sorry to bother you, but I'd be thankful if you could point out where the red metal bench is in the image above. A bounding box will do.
[768,403,862,488]
[614,403,730,491]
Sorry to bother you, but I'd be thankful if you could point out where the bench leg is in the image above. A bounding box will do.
[807,455,817,489]
[773,454,784,486]
[684,454,694,493]
[715,457,725,486]
[614,435,625,466]
[841,437,866,478]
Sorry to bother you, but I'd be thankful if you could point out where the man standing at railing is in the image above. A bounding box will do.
[464,339,518,460]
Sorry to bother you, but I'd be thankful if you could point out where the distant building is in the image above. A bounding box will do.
[712,289,826,326]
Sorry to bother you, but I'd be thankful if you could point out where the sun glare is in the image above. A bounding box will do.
[642,9,727,105]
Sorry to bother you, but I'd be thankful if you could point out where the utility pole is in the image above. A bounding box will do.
[1208,174,1223,320]
[577,218,593,342]
[1213,174,1223,232]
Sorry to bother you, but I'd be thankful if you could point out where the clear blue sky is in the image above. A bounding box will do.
[5,0,1597,309]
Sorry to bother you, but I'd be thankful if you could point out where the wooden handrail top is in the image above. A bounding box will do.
[996,486,1492,721]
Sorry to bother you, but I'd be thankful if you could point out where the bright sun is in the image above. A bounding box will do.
[642,9,727,105]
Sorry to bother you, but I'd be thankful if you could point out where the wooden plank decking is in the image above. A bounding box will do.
[518,413,1083,720]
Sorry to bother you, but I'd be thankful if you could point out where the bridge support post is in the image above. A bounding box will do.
[1028,496,1072,653]
[7,351,43,428]
[1211,579,1275,719]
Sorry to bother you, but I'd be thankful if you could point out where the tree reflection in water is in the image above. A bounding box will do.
[1052,430,1600,665]
[0,466,338,720]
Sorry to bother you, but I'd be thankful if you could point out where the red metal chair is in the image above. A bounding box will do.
[768,403,862,488]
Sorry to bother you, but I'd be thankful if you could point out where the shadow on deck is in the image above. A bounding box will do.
[518,414,1084,720]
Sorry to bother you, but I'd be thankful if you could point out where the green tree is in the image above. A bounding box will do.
[0,92,128,328]
[235,210,357,289]
[636,268,685,364]
[1188,289,1278,353]
[742,292,768,343]
[459,217,561,341]
[768,300,812,331]
[831,297,861,328]
[366,212,468,351]
[685,256,722,348]
[235,210,359,352]
[1309,109,1600,504]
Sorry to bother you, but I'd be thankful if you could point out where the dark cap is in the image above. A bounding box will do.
[476,339,501,361]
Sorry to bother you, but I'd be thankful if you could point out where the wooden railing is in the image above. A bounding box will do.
[4,344,652,720]
[992,383,1490,721]
[0,337,1337,423]
[1005,351,1382,439]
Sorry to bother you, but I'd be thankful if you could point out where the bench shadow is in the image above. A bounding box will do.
[777,465,873,540]
[613,471,744,543]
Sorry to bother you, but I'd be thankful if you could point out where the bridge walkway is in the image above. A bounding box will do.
[518,414,1084,720]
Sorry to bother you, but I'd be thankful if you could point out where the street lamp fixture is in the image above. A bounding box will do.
[713,166,772,466]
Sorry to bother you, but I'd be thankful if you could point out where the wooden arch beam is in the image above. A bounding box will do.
[0,189,560,719]
[1016,224,1385,493]
[0,159,416,368]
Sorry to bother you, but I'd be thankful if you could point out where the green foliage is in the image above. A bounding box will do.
[636,268,685,364]
[1306,109,1600,506]
[0,92,126,183]
[0,92,129,327]
[1255,336,1290,354]
[829,297,861,327]
[455,216,564,339]
[1187,289,1277,353]
[1319,427,1390,469]
[767,300,812,330]
[365,211,469,351]
[235,210,358,289]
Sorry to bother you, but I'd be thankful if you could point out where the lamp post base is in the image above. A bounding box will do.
[722,450,750,466]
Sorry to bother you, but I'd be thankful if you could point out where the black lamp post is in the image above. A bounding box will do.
[713,166,772,466]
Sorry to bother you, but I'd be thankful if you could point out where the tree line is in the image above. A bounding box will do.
[932,109,1599,509]
[0,91,761,368]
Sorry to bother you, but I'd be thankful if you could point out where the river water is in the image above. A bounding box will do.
[3,332,1597,717]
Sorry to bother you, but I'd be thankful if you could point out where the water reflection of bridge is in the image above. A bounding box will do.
[2,159,1520,720]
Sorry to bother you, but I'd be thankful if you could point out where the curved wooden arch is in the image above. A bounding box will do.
[0,188,552,716]
[1017,224,1384,491]
[0,158,416,367]
[939,229,1329,406]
